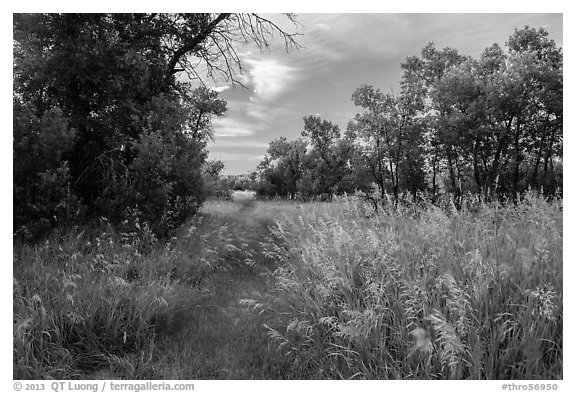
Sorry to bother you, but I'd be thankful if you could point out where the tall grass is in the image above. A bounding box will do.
[14,194,563,379]
[13,213,239,379]
[252,193,562,379]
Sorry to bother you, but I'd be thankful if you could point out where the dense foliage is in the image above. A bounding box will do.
[13,13,297,239]
[255,26,562,205]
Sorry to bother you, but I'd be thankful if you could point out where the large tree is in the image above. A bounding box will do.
[13,13,299,236]
[431,26,562,199]
[350,84,427,204]
[400,43,466,200]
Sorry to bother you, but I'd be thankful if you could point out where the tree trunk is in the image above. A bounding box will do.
[446,146,458,194]
[487,117,513,198]
[542,126,557,195]
[431,142,439,202]
[529,114,550,189]
[512,119,522,200]
[473,137,482,195]
[530,131,545,190]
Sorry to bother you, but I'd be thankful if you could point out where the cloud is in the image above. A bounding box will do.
[211,85,231,93]
[314,22,331,31]
[247,101,295,123]
[295,14,411,61]
[209,152,265,161]
[220,98,296,127]
[244,58,299,101]
[211,117,260,138]
[209,140,269,149]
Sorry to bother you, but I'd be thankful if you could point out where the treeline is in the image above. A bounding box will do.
[13,13,296,240]
[202,169,259,199]
[255,26,563,205]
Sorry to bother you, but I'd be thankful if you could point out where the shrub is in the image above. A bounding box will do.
[13,102,85,240]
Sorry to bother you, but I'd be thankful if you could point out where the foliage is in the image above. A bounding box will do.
[13,202,259,378]
[13,102,82,238]
[256,118,359,200]
[252,26,562,205]
[13,13,298,239]
[401,26,562,201]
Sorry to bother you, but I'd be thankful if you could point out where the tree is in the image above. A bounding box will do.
[434,27,564,199]
[13,13,299,237]
[257,137,308,199]
[186,87,227,141]
[505,26,563,196]
[401,43,466,200]
[350,84,426,204]
[396,29,562,202]
[256,121,357,200]
[301,115,342,197]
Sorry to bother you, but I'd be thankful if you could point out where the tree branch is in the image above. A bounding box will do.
[164,13,232,85]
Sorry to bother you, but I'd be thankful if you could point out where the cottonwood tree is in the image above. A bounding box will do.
[257,137,308,199]
[350,85,426,204]
[13,13,299,237]
[301,115,342,197]
[401,43,466,200]
[504,26,563,196]
[431,26,562,199]
[394,28,562,202]
[256,117,358,200]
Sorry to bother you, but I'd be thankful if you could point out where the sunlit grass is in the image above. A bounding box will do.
[14,193,562,379]
[250,193,563,379]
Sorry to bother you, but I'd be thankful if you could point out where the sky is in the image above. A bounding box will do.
[203,13,563,175]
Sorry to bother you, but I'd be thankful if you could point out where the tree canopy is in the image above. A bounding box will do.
[13,13,298,239]
[254,26,562,206]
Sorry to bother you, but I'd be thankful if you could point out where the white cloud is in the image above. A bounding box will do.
[234,73,251,85]
[212,117,259,138]
[314,23,331,31]
[223,98,295,126]
[208,152,265,162]
[211,85,231,93]
[209,140,269,149]
[245,58,298,101]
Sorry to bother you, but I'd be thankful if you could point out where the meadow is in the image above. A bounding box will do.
[13,193,562,379]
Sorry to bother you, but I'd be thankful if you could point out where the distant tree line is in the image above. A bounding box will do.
[13,13,297,239]
[255,26,563,205]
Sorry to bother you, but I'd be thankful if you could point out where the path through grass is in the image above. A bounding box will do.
[14,194,563,380]
[14,196,295,379]
[140,198,292,379]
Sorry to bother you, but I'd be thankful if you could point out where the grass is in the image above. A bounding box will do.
[13,195,291,379]
[250,193,563,379]
[13,192,562,379]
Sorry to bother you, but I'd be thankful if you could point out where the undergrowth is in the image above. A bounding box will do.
[13,212,240,379]
[14,193,563,380]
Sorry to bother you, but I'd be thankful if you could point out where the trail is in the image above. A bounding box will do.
[147,198,288,379]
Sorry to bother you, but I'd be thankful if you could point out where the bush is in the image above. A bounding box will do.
[13,102,85,240]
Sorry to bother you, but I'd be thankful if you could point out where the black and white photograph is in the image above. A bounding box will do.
[10,3,567,388]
